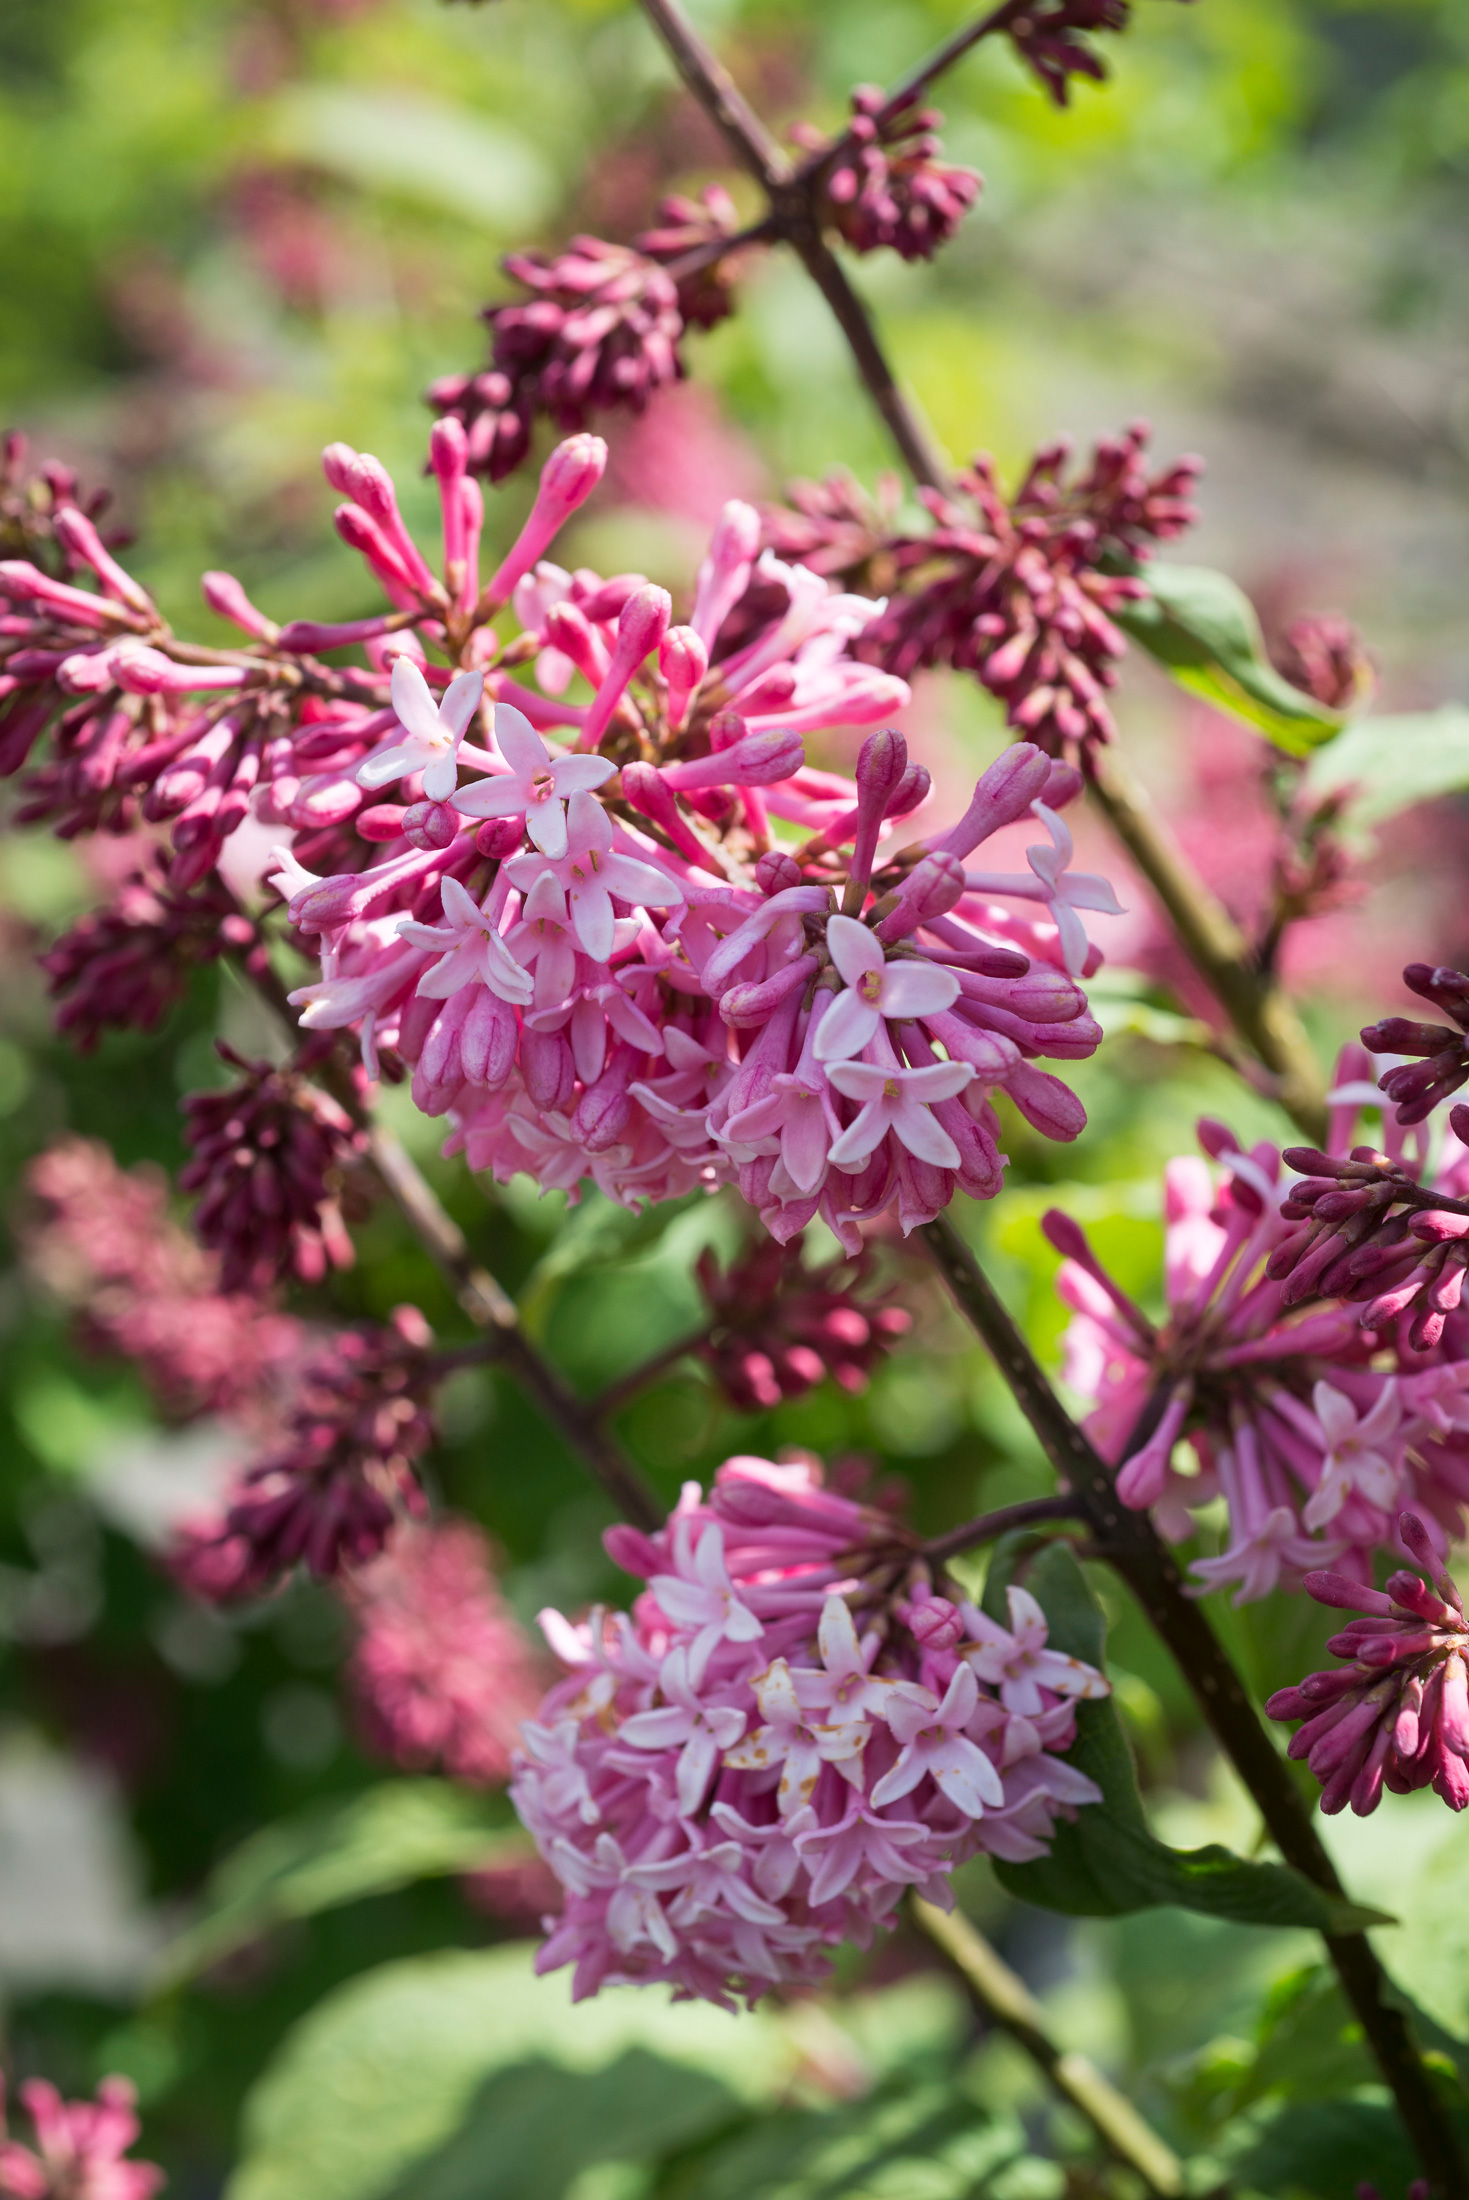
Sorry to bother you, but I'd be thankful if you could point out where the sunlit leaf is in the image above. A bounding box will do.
[1115,562,1346,755]
[1304,704,1469,826]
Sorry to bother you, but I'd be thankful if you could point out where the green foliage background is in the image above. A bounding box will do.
[2,2,1469,2196]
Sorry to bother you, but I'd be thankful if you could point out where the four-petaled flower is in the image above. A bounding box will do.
[359,659,484,802]
[813,915,961,1063]
[722,1657,869,1815]
[959,1586,1112,1717]
[454,702,616,857]
[1301,1380,1405,1533]
[963,801,1123,977]
[794,1595,932,1724]
[869,1663,1006,1818]
[619,1646,747,1816]
[398,877,534,1003]
[825,1056,974,1170]
[649,1519,764,1684]
[507,790,684,962]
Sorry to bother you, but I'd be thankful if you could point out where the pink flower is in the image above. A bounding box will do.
[959,1585,1112,1717]
[398,876,534,1003]
[869,1664,1006,1817]
[506,791,683,962]
[453,702,614,857]
[723,1657,869,1814]
[962,802,1125,978]
[649,1518,764,1684]
[825,1055,975,1170]
[620,1646,748,1813]
[359,659,482,801]
[813,914,961,1062]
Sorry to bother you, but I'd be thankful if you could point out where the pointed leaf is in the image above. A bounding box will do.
[1305,704,1469,826]
[1115,563,1346,755]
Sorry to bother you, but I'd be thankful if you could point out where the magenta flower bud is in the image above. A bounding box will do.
[0,562,123,627]
[577,585,673,752]
[402,801,459,852]
[620,761,712,869]
[873,851,965,942]
[856,728,908,804]
[358,804,409,843]
[475,816,524,860]
[756,850,802,896]
[906,1595,963,1651]
[708,708,747,751]
[886,762,931,818]
[321,442,359,495]
[720,953,819,1027]
[202,570,278,641]
[1301,1571,1394,1614]
[1041,1209,1090,1263]
[574,1048,635,1151]
[115,648,247,696]
[52,505,154,615]
[658,624,708,729]
[520,1028,575,1112]
[934,743,1051,859]
[1004,1061,1086,1141]
[277,613,398,652]
[690,498,761,646]
[483,434,608,607]
[603,1522,662,1579]
[333,504,422,608]
[662,729,805,791]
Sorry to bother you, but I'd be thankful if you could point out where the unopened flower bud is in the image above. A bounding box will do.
[873,850,965,941]
[475,817,524,860]
[756,850,802,896]
[904,1594,963,1651]
[658,624,708,728]
[616,583,672,664]
[202,570,278,641]
[402,801,459,852]
[358,804,410,842]
[856,727,908,804]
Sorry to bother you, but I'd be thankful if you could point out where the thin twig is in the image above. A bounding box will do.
[922,1492,1081,1565]
[873,1,1032,126]
[591,1327,711,1421]
[919,1212,1467,2198]
[637,0,789,185]
[911,1897,1185,2196]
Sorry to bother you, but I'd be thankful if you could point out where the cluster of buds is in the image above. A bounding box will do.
[179,1043,367,1293]
[1362,964,1469,1124]
[173,1308,435,1598]
[795,89,981,264]
[256,437,1116,1244]
[514,1454,1107,2006]
[759,470,902,591]
[24,1138,301,1421]
[765,428,1201,760]
[1047,1082,1469,1600]
[1006,1,1136,105]
[0,432,128,572]
[343,1518,545,1785]
[693,1235,912,1412]
[1267,1513,1469,1816]
[0,2075,162,2200]
[41,860,262,1051]
[1271,611,1375,715]
[427,188,749,486]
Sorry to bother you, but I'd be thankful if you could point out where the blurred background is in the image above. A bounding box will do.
[2,1,1469,2194]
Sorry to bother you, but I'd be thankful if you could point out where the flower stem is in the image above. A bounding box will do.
[911,1897,1185,2197]
[590,1327,712,1421]
[921,1493,1082,1565]
[919,1211,1467,2197]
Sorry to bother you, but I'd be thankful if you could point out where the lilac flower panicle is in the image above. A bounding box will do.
[1267,1512,1469,1817]
[1049,1083,1469,1601]
[512,1454,1107,2006]
[345,1517,544,1784]
[173,1308,435,1599]
[1361,963,1469,1124]
[179,1044,367,1293]
[1007,0,1134,105]
[42,861,261,1050]
[0,2075,163,2200]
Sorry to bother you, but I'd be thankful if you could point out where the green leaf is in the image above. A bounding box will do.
[1380,1819,1469,2041]
[155,1782,525,1989]
[1224,2096,1427,2199]
[1115,562,1346,755]
[228,1944,797,2200]
[987,1546,1387,1934]
[263,88,553,231]
[1305,704,1469,825]
[661,2085,1027,2200]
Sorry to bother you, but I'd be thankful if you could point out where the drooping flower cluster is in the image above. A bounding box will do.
[1047,1086,1469,1601]
[794,89,981,263]
[0,2075,162,2200]
[343,1517,544,1784]
[179,1044,367,1294]
[693,1234,912,1412]
[1267,1512,1469,1816]
[763,427,1201,760]
[513,1454,1107,2006]
[1270,612,1374,715]
[1005,1,1136,105]
[0,433,129,572]
[41,860,263,1049]
[24,1137,301,1420]
[172,1308,435,1598]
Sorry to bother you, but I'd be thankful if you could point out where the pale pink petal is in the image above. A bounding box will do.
[824,1060,892,1102]
[525,800,570,858]
[825,913,885,989]
[889,1095,961,1168]
[878,961,961,1019]
[827,1099,890,1170]
[494,702,551,775]
[551,753,617,794]
[391,656,443,745]
[440,667,485,738]
[812,990,880,1063]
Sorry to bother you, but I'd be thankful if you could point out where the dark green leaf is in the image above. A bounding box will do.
[661,2084,1027,2200]
[155,1782,526,1988]
[1225,2095,1425,2199]
[986,1546,1388,1934]
[1115,562,1346,755]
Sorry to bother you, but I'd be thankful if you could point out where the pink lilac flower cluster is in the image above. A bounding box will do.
[251,433,1116,1243]
[1270,612,1374,715]
[343,1517,544,1784]
[0,2075,162,2200]
[512,1453,1107,2006]
[24,1137,301,1420]
[693,1235,912,1412]
[1007,0,1135,104]
[172,1307,434,1598]
[0,433,129,571]
[1046,1072,1469,1602]
[427,192,745,484]
[41,859,264,1050]
[179,1043,366,1293]
[793,90,982,264]
[763,427,1202,760]
[1267,1511,1469,1816]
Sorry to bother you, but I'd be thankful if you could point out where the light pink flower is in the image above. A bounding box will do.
[359,659,483,801]
[619,1645,748,1814]
[506,791,683,961]
[825,1055,974,1169]
[453,702,614,856]
[813,913,962,1063]
[964,801,1123,977]
[398,876,533,1002]
[959,1585,1113,1717]
[723,1656,869,1814]
[869,1663,1006,1818]
[649,1518,764,1684]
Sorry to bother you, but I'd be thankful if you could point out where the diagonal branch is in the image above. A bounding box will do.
[919,1211,1466,2197]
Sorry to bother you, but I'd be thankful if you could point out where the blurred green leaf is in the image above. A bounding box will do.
[661,2084,1027,2200]
[1223,2094,1424,2199]
[987,1546,1387,1934]
[1382,1821,1469,2042]
[1305,705,1469,826]
[263,87,553,230]
[228,1943,797,2200]
[156,1781,524,1988]
[1116,563,1346,755]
